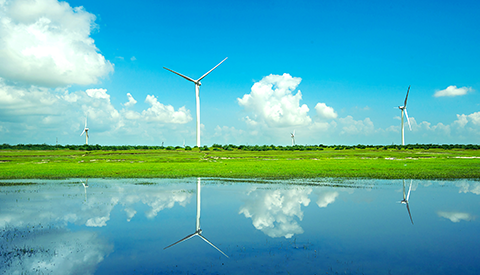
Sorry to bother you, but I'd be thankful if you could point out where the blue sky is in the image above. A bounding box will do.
[0,0,479,146]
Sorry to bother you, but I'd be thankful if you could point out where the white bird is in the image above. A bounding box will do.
[291,130,296,146]
[164,58,228,148]
[397,86,412,145]
[164,178,229,257]
[399,179,414,225]
[80,117,89,145]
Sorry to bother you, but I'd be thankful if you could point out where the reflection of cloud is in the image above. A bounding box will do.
[1,226,112,275]
[239,187,311,238]
[0,183,192,228]
[437,211,475,223]
[456,181,480,195]
[316,191,339,208]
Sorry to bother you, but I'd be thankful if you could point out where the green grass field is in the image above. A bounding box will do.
[1,147,479,180]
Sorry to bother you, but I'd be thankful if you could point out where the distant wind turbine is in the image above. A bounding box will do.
[291,130,296,146]
[164,57,228,147]
[399,179,414,225]
[164,178,229,258]
[80,117,89,145]
[397,86,412,145]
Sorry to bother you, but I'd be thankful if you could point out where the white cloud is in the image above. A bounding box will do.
[0,80,194,144]
[142,95,192,124]
[238,74,311,128]
[124,92,137,107]
[0,0,113,87]
[434,86,473,97]
[239,187,311,238]
[213,125,246,144]
[437,211,474,223]
[338,116,374,135]
[315,102,338,119]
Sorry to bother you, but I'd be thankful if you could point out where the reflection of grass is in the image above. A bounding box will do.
[0,148,479,179]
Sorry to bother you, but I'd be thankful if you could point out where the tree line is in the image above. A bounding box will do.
[1,143,479,151]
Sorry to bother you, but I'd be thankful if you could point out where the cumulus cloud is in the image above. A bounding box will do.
[213,125,246,144]
[434,86,473,97]
[239,187,311,238]
[124,92,137,107]
[315,103,337,119]
[437,211,475,223]
[0,0,113,87]
[338,116,374,135]
[238,74,311,128]
[142,95,192,124]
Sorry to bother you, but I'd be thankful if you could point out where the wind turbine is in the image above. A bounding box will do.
[291,130,296,146]
[164,178,229,258]
[397,86,412,145]
[164,57,228,147]
[399,179,414,225]
[80,117,89,145]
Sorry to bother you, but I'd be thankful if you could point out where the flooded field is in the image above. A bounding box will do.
[1,178,479,274]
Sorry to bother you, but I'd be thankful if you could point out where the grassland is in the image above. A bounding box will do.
[0,147,479,180]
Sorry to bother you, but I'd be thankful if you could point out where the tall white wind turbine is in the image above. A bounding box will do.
[164,58,228,148]
[80,117,89,145]
[291,130,296,146]
[164,178,229,258]
[397,86,412,145]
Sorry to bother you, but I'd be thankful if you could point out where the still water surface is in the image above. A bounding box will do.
[1,178,479,274]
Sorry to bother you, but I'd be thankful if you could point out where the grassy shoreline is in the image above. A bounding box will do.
[0,147,479,180]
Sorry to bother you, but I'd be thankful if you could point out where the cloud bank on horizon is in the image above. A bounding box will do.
[0,0,479,146]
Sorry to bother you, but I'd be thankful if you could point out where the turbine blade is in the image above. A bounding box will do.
[406,203,414,224]
[85,118,87,128]
[402,179,406,200]
[164,67,197,83]
[404,86,410,107]
[80,129,85,136]
[197,57,228,82]
[404,109,412,130]
[164,233,196,250]
[198,234,229,258]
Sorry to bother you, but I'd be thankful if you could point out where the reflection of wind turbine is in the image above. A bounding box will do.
[164,58,228,148]
[164,178,228,257]
[291,130,295,146]
[399,179,414,225]
[397,86,411,145]
[80,117,89,145]
[81,179,88,202]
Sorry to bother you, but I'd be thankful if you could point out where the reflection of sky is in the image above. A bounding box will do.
[1,226,112,275]
[1,178,480,274]
[0,179,193,275]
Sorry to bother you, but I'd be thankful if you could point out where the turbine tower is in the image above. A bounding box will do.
[291,130,296,146]
[397,86,412,145]
[80,117,89,145]
[399,179,414,224]
[164,178,229,258]
[164,58,228,147]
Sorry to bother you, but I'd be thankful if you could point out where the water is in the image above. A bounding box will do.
[1,178,479,274]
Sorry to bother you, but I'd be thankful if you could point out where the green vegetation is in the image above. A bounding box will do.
[1,143,479,180]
